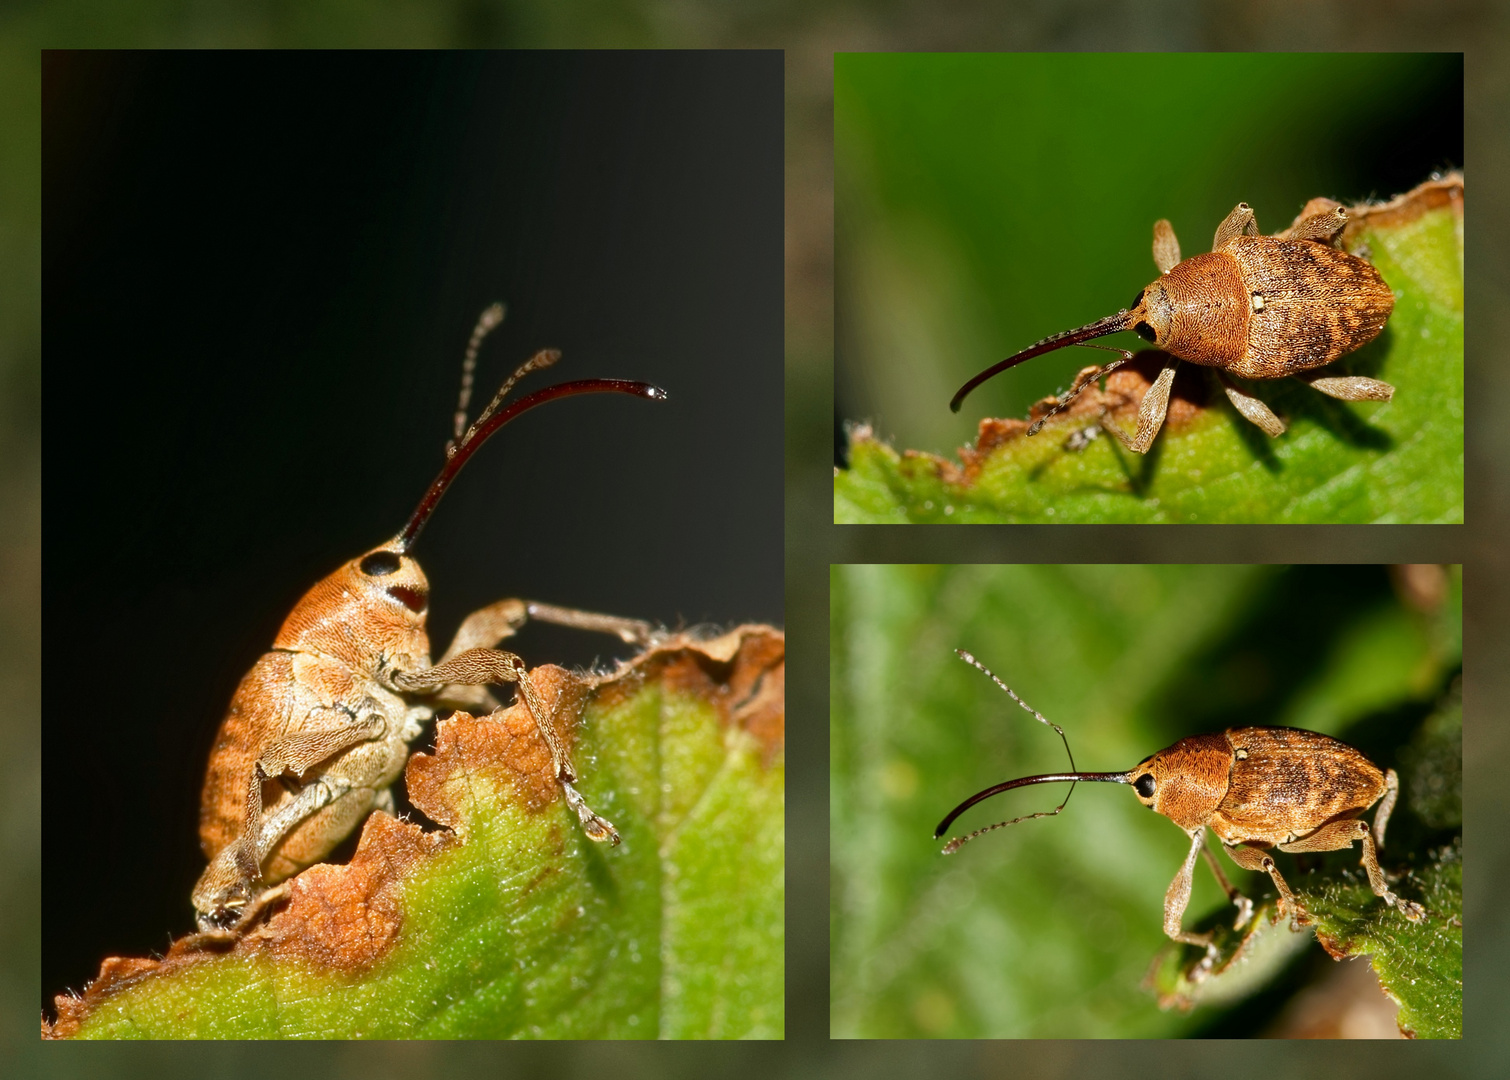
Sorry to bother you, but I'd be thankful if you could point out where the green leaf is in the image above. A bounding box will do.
[835,179,1463,524]
[1143,898,1312,1014]
[1146,838,1462,1039]
[830,566,1460,1038]
[1303,840,1462,1039]
[48,629,785,1040]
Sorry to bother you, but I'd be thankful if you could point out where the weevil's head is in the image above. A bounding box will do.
[271,540,432,675]
[1125,280,1175,349]
[1126,732,1232,830]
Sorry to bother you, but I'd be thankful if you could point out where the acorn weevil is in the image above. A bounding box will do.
[191,305,667,933]
[949,199,1396,452]
[935,651,1426,966]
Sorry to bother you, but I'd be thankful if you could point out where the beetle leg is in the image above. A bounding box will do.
[442,597,659,660]
[1152,219,1181,274]
[256,706,389,780]
[191,704,386,930]
[1357,819,1428,922]
[1212,203,1258,251]
[1217,372,1287,437]
[396,649,620,844]
[1374,768,1400,849]
[1278,812,1426,923]
[433,598,661,713]
[1164,827,1219,962]
[1200,841,1254,929]
[1223,842,1307,927]
[1295,370,1395,402]
[525,602,661,646]
[1102,358,1177,454]
[182,880,295,948]
[253,773,355,863]
[1280,199,1346,243]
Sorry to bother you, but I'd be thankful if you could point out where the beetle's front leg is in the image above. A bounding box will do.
[1102,357,1178,454]
[1164,827,1220,973]
[432,598,662,713]
[1151,218,1181,275]
[395,648,620,844]
[441,598,659,660]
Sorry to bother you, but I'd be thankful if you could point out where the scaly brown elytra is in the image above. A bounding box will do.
[949,199,1396,452]
[935,651,1426,975]
[191,304,667,935]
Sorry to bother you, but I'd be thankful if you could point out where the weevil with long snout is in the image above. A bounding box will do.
[949,199,1396,452]
[191,304,667,934]
[935,651,1426,968]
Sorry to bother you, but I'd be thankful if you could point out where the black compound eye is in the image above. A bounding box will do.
[1134,774,1156,799]
[1133,322,1156,342]
[359,551,402,577]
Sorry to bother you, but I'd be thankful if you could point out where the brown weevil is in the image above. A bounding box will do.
[191,304,667,934]
[950,199,1396,452]
[936,651,1425,967]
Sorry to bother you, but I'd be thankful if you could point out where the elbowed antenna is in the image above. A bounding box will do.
[938,649,1132,853]
[934,770,1131,852]
[949,311,1135,414]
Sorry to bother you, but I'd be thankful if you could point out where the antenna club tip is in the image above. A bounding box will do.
[644,385,669,402]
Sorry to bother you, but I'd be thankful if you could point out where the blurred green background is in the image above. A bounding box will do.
[835,53,1463,460]
[831,564,1460,1038]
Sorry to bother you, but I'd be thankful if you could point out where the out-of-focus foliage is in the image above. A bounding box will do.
[831,564,1460,1038]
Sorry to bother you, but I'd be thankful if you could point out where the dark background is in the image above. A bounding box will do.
[41,51,783,1014]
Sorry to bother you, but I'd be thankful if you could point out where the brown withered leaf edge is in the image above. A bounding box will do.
[849,171,1465,487]
[44,624,784,1039]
